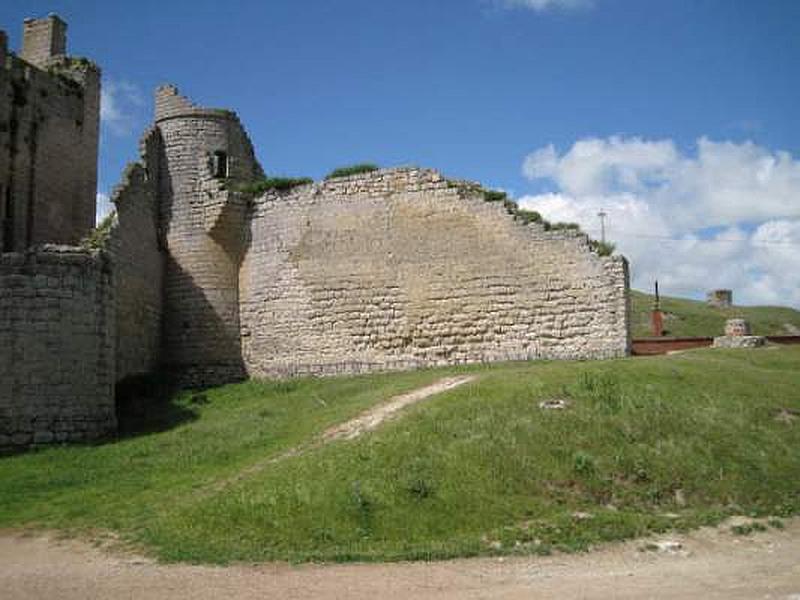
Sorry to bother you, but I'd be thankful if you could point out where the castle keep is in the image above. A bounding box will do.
[0,17,630,450]
[0,15,99,252]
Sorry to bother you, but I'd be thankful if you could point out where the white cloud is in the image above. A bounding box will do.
[100,80,145,136]
[495,0,593,11]
[518,136,800,308]
[96,192,114,224]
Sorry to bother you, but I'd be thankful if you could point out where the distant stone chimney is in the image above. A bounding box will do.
[21,14,67,67]
[707,289,732,308]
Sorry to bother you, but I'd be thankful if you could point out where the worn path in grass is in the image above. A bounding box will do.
[213,375,476,491]
[2,518,798,599]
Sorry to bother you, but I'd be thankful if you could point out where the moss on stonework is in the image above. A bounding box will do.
[81,211,116,250]
[476,187,614,256]
[61,56,98,71]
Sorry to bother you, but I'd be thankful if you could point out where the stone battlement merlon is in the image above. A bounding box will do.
[154,84,237,123]
[21,14,67,68]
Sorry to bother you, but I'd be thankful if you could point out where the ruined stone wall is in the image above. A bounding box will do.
[0,247,116,450]
[0,17,100,252]
[155,86,262,385]
[0,32,9,251]
[109,128,165,382]
[239,168,629,378]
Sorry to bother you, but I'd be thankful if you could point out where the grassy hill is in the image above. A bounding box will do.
[1,347,799,564]
[631,290,800,338]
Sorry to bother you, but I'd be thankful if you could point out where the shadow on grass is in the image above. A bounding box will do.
[115,373,200,438]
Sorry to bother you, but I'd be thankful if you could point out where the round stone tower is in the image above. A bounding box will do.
[154,85,262,385]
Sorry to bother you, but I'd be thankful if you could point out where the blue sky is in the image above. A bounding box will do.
[2,0,799,306]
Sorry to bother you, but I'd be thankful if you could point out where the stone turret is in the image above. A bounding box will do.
[154,85,263,385]
[21,14,67,68]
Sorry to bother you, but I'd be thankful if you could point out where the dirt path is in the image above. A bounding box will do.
[214,375,475,491]
[2,519,799,599]
[322,375,475,441]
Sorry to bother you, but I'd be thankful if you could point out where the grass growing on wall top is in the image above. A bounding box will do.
[81,211,115,250]
[481,188,614,255]
[325,163,380,179]
[1,348,799,564]
[589,240,616,256]
[236,177,313,195]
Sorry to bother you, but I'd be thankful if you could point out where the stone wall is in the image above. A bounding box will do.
[0,247,116,450]
[109,127,165,382]
[239,168,629,378]
[0,17,100,252]
[0,31,9,251]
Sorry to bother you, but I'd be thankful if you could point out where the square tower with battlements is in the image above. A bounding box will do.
[0,14,100,252]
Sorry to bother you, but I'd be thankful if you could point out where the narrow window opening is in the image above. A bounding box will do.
[3,185,14,252]
[212,151,228,179]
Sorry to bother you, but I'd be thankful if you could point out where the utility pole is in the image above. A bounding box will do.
[597,209,607,244]
[651,279,664,337]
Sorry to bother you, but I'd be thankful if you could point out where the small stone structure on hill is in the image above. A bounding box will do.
[0,16,630,450]
[707,289,733,308]
[713,318,766,349]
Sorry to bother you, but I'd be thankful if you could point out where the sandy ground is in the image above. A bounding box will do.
[2,519,799,600]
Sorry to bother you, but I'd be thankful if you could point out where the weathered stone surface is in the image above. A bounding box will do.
[712,335,766,349]
[0,248,116,451]
[154,85,263,385]
[108,137,164,382]
[0,16,99,252]
[240,168,630,378]
[724,318,751,337]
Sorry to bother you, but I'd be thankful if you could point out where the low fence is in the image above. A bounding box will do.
[632,335,800,356]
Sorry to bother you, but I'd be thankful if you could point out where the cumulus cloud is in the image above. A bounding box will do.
[495,0,594,11]
[100,80,145,136]
[96,192,114,224]
[518,136,800,308]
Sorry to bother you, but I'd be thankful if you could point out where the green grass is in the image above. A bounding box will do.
[81,211,115,250]
[237,176,314,195]
[1,348,799,564]
[325,163,380,179]
[479,188,613,255]
[632,290,800,337]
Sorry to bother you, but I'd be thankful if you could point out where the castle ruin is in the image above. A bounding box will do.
[0,16,630,450]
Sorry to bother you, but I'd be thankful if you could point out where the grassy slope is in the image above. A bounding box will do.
[1,348,799,564]
[631,290,800,338]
